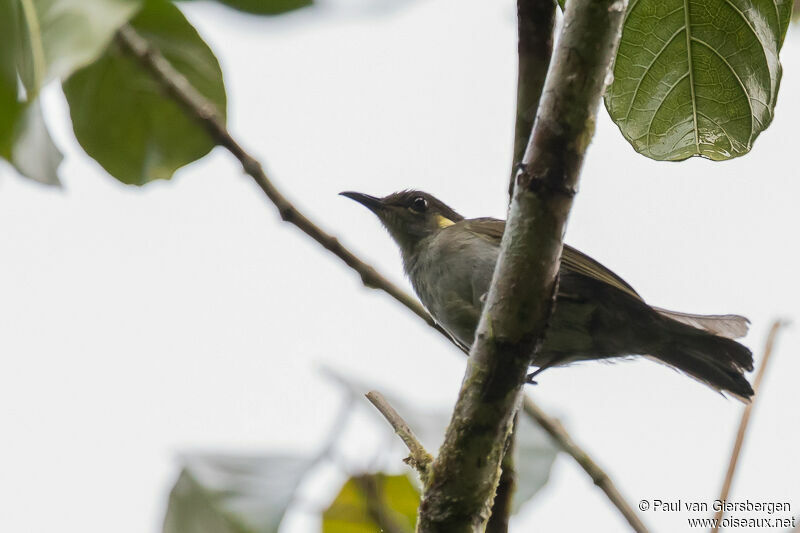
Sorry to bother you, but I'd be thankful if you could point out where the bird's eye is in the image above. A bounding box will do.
[409,196,428,213]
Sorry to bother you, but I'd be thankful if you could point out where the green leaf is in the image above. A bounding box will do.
[2,0,137,183]
[163,454,314,533]
[11,100,63,185]
[0,0,23,157]
[63,0,227,185]
[322,474,418,533]
[605,0,792,161]
[181,0,312,15]
[16,0,141,97]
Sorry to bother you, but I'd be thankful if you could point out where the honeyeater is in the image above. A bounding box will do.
[341,189,754,401]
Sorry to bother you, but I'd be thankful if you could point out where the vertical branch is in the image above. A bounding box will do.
[417,1,627,530]
[711,320,786,532]
[509,0,556,198]
[490,3,556,529]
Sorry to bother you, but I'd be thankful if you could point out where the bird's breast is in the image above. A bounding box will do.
[407,230,499,347]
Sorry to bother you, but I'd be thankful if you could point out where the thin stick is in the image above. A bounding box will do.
[711,320,786,532]
[365,391,433,484]
[115,24,643,529]
[522,397,649,533]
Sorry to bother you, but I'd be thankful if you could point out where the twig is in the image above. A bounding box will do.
[509,0,556,198]
[711,320,787,532]
[365,391,433,484]
[522,397,649,533]
[115,23,642,530]
[417,0,627,529]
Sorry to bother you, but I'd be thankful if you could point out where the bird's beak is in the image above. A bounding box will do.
[339,191,385,213]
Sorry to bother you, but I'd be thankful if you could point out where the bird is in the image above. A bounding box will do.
[341,189,754,401]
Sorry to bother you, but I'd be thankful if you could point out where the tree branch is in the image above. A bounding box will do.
[490,3,557,527]
[711,320,787,532]
[509,0,556,198]
[417,0,626,530]
[365,391,433,484]
[521,397,649,533]
[115,22,643,531]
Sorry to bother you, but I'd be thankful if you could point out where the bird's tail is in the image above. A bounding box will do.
[649,317,754,402]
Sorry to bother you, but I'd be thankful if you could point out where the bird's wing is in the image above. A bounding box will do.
[461,217,749,339]
[560,245,642,300]
[462,217,642,300]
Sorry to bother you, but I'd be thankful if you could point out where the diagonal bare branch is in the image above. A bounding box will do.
[522,397,649,532]
[365,391,433,484]
[711,320,787,532]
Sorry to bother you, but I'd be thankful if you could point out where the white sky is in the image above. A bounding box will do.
[1,1,798,531]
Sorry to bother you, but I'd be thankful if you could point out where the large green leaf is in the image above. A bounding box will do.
[605,0,792,161]
[63,0,226,185]
[162,454,315,533]
[180,0,311,15]
[322,474,418,533]
[16,0,141,97]
[2,0,137,184]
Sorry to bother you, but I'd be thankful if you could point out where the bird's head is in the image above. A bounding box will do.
[340,190,463,256]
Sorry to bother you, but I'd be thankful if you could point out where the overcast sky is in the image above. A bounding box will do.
[1,1,798,531]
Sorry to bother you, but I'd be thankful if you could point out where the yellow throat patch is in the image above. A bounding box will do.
[436,215,456,229]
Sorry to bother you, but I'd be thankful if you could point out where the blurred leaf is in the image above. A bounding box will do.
[321,367,449,454]
[163,454,314,533]
[511,410,559,512]
[0,0,23,158]
[63,0,226,185]
[323,367,560,513]
[16,0,141,97]
[322,474,418,533]
[604,0,792,161]
[181,0,311,15]
[2,0,137,182]
[11,100,62,185]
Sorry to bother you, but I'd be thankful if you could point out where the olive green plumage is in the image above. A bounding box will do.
[341,190,754,400]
